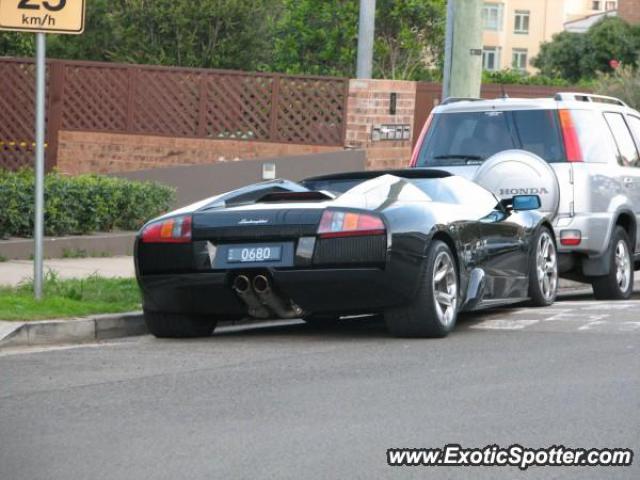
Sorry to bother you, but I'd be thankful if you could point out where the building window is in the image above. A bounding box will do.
[514,10,530,34]
[483,47,501,71]
[482,3,504,31]
[512,49,528,70]
[592,1,601,10]
[605,1,616,10]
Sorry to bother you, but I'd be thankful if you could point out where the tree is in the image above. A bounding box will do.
[110,0,278,70]
[0,32,35,58]
[581,17,640,76]
[273,0,446,79]
[1,0,278,71]
[1,0,446,79]
[595,64,640,110]
[272,0,359,77]
[531,31,587,82]
[533,17,640,82]
[374,0,446,80]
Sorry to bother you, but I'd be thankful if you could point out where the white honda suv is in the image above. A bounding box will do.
[411,92,640,299]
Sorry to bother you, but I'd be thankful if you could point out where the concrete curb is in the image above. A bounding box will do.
[0,312,146,350]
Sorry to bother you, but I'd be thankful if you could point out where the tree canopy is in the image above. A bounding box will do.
[533,17,640,82]
[0,0,445,80]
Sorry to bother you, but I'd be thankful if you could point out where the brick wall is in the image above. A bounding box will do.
[57,131,341,175]
[56,79,419,175]
[618,0,640,24]
[346,79,417,170]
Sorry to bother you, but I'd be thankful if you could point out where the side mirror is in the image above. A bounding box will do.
[511,195,541,211]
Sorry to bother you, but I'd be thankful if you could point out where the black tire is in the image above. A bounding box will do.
[528,227,558,307]
[384,240,459,338]
[144,310,217,338]
[591,226,634,300]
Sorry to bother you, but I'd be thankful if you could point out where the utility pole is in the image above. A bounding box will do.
[442,0,484,99]
[356,0,376,78]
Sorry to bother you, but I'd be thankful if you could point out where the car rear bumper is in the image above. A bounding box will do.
[554,213,611,255]
[138,268,413,317]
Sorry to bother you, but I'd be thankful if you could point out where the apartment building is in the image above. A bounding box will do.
[481,0,618,73]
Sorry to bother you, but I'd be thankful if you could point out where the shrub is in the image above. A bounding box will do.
[595,64,640,110]
[483,69,570,87]
[0,170,175,238]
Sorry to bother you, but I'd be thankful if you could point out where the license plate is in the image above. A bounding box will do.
[227,245,282,263]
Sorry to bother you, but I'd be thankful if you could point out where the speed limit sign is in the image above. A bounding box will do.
[0,0,85,34]
[0,0,86,299]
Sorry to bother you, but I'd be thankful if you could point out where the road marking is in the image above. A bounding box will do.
[470,319,539,330]
[469,298,640,333]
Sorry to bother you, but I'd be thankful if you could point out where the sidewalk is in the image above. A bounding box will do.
[0,256,135,287]
[0,255,636,291]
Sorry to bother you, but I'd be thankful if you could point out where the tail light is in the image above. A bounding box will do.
[560,229,581,246]
[559,110,583,162]
[317,210,385,239]
[141,215,192,243]
[409,112,434,167]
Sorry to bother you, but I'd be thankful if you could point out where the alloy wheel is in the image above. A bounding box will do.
[432,251,458,326]
[614,239,631,293]
[537,231,558,302]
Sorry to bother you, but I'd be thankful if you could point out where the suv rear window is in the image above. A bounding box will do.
[414,109,565,166]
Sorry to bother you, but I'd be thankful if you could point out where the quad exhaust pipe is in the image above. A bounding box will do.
[232,275,270,319]
[252,275,303,319]
[232,274,303,319]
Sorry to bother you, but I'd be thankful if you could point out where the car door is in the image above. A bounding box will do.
[604,112,640,254]
[449,177,528,299]
[476,207,529,300]
[623,114,640,254]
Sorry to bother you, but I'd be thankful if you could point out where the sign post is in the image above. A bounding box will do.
[0,0,85,299]
[33,31,45,299]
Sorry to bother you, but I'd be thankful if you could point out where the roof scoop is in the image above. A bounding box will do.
[256,191,335,203]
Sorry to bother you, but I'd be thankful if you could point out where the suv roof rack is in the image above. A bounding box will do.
[554,92,627,107]
[441,97,483,105]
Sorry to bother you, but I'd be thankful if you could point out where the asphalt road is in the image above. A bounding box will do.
[1,291,639,480]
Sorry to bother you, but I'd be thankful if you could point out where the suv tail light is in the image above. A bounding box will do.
[141,215,192,243]
[317,210,385,239]
[559,110,583,162]
[409,112,434,167]
[560,229,581,246]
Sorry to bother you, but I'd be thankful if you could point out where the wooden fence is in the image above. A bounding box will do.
[0,58,350,171]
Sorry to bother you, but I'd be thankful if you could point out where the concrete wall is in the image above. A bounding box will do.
[57,131,342,175]
[113,150,366,208]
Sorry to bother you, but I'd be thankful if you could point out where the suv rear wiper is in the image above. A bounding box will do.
[431,154,484,166]
[433,154,483,161]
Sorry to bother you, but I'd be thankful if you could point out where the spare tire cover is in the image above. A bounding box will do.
[473,149,560,219]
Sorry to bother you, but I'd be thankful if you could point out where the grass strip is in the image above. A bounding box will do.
[0,271,141,321]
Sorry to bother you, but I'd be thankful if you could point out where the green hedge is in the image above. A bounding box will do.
[0,170,175,238]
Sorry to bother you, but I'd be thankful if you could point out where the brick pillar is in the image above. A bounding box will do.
[345,79,417,170]
[617,0,640,24]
